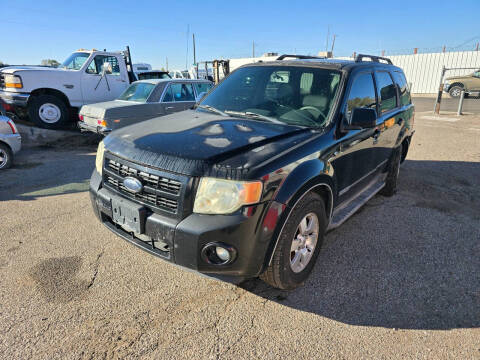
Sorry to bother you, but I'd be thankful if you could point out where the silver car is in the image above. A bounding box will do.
[78,78,213,135]
[0,104,21,169]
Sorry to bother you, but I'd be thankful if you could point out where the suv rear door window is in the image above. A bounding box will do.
[346,72,377,119]
[392,71,411,106]
[375,71,397,114]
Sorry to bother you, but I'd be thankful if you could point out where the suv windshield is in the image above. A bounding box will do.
[117,82,155,102]
[199,65,341,127]
[61,52,90,70]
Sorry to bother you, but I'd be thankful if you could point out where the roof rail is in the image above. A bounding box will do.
[276,54,326,61]
[355,54,393,65]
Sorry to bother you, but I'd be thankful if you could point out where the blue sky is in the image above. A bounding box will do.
[1,0,479,70]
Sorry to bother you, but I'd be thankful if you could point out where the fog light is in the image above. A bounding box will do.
[201,242,237,265]
[215,246,230,262]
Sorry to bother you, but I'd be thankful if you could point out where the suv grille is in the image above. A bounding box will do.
[0,74,4,88]
[107,159,181,194]
[103,157,184,215]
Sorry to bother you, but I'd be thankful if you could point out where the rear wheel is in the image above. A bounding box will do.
[380,145,402,197]
[28,94,69,129]
[0,143,13,169]
[261,192,327,289]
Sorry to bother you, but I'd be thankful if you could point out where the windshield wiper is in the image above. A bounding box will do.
[224,110,284,124]
[197,104,228,116]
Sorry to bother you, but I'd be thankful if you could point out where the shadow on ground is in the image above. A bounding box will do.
[0,146,97,201]
[241,159,480,330]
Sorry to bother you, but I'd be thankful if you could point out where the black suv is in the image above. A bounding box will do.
[90,54,414,289]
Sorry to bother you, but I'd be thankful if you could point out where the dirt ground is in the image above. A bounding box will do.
[0,111,479,359]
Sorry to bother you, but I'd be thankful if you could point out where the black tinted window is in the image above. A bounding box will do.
[375,71,397,113]
[392,71,411,106]
[346,72,377,118]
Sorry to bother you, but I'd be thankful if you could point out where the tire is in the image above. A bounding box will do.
[448,85,464,98]
[0,142,13,169]
[261,192,327,290]
[380,145,402,197]
[28,94,69,129]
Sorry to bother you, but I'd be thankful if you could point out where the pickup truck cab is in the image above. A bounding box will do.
[89,54,414,289]
[0,48,147,129]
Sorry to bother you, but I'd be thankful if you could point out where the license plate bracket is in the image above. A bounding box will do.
[111,197,147,234]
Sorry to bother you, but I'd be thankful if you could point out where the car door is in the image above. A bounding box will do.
[470,70,480,90]
[333,71,378,196]
[372,70,402,169]
[81,54,129,104]
[161,82,188,114]
[161,82,196,114]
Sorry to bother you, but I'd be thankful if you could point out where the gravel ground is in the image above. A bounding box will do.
[0,113,479,359]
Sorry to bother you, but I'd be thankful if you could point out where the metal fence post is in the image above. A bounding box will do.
[434,66,447,114]
[457,90,465,115]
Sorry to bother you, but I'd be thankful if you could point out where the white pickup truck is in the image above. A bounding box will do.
[0,48,150,129]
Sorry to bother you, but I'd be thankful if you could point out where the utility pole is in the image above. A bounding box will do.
[186,24,190,70]
[330,34,337,54]
[252,41,255,58]
[326,25,330,52]
[193,33,196,66]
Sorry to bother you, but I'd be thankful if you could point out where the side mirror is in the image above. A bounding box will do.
[346,108,377,130]
[195,91,207,102]
[102,62,113,75]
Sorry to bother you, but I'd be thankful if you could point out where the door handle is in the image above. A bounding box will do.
[166,106,174,110]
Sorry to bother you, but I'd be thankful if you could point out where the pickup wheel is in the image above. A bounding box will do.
[380,145,402,197]
[261,192,327,290]
[0,142,13,169]
[28,95,69,129]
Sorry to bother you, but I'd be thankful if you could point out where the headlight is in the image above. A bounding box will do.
[4,74,23,88]
[193,178,263,214]
[95,140,105,175]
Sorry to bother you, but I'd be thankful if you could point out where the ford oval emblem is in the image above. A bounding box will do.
[123,177,143,194]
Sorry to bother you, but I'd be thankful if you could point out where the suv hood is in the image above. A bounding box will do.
[104,110,314,179]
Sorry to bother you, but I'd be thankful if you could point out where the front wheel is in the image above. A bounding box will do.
[28,94,69,129]
[261,192,327,289]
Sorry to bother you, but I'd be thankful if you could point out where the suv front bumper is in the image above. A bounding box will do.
[0,90,30,107]
[89,170,284,281]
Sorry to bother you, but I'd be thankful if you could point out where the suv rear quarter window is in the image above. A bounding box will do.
[375,71,397,114]
[392,71,411,106]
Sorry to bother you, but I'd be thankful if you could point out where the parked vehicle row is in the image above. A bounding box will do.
[0,47,170,130]
[89,54,415,289]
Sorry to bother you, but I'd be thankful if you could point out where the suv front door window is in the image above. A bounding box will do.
[336,71,378,194]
